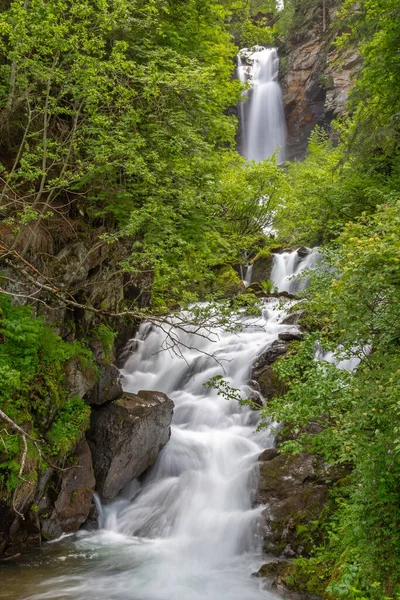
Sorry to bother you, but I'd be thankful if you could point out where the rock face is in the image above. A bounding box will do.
[88,390,174,499]
[65,357,98,398]
[41,440,96,540]
[257,451,330,557]
[281,0,362,159]
[250,326,345,565]
[85,360,123,406]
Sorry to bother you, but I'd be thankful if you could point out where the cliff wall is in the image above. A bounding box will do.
[280,0,361,160]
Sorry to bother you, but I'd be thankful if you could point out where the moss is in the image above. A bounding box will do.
[213,266,244,298]
[282,557,333,597]
[0,294,95,501]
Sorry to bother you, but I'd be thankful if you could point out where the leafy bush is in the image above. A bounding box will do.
[0,295,96,495]
[264,199,400,598]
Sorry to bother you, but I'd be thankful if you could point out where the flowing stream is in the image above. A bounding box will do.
[0,253,312,600]
[270,248,321,294]
[237,47,286,162]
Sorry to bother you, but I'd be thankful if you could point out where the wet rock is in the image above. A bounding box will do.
[252,340,288,373]
[251,340,289,401]
[257,453,320,502]
[250,254,274,284]
[40,440,95,540]
[296,247,309,259]
[281,311,304,326]
[258,448,280,462]
[88,390,174,499]
[85,360,123,406]
[278,330,304,342]
[255,560,290,579]
[254,365,288,401]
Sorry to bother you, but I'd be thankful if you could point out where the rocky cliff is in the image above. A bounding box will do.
[280,0,361,160]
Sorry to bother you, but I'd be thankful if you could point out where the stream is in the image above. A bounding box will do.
[0,51,300,599]
[0,250,318,600]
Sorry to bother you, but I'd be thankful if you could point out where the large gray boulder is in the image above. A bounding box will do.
[40,440,95,540]
[88,390,174,499]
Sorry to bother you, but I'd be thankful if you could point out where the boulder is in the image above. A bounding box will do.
[254,365,288,400]
[281,310,304,326]
[250,254,274,284]
[278,330,304,342]
[250,340,289,401]
[257,451,338,557]
[85,360,123,406]
[40,440,95,540]
[65,357,98,398]
[296,247,309,259]
[252,340,288,374]
[88,390,174,499]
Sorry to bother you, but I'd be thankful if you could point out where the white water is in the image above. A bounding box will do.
[271,247,321,294]
[17,300,305,600]
[243,263,254,288]
[238,47,286,163]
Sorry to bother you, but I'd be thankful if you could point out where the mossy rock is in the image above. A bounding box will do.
[213,266,244,297]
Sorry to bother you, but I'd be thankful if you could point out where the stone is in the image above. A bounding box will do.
[252,340,288,374]
[281,311,304,326]
[85,360,123,406]
[40,440,95,540]
[255,560,290,580]
[53,242,90,286]
[280,0,361,160]
[250,254,274,284]
[258,448,280,462]
[65,357,98,399]
[254,365,288,401]
[257,452,320,503]
[88,390,174,499]
[278,330,304,342]
[296,247,309,258]
[256,450,342,558]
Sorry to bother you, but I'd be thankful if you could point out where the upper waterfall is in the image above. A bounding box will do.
[237,46,286,163]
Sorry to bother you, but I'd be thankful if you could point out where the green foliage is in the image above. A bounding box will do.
[264,199,400,598]
[0,0,287,308]
[92,324,117,361]
[221,0,277,46]
[47,397,90,457]
[259,279,273,293]
[274,128,395,245]
[0,294,95,495]
[283,557,333,597]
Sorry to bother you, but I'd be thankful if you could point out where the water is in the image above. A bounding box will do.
[243,263,254,288]
[271,247,321,294]
[1,300,303,600]
[237,47,286,163]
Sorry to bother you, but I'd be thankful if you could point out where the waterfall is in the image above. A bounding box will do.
[16,300,306,600]
[243,263,254,288]
[271,247,321,294]
[238,47,286,163]
[237,54,249,153]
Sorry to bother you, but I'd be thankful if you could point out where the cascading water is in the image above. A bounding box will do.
[270,247,321,294]
[243,263,254,288]
[237,47,286,163]
[1,300,308,600]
